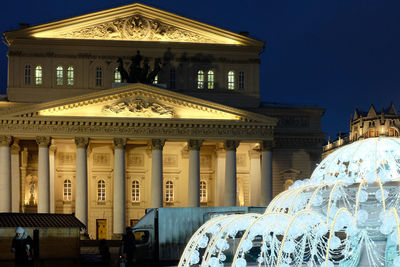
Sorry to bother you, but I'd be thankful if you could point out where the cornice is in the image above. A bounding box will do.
[0,116,274,141]
[4,3,263,47]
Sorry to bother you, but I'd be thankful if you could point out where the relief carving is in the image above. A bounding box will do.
[163,154,178,167]
[58,152,75,165]
[103,98,174,117]
[60,15,214,43]
[237,153,247,168]
[200,155,211,168]
[93,153,110,166]
[127,153,144,167]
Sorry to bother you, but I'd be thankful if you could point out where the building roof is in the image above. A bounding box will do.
[0,213,86,229]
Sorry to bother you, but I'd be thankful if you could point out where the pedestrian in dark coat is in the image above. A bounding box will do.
[121,227,136,267]
[99,239,111,267]
[11,227,34,267]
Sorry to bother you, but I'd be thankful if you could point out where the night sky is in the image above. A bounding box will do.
[1,0,400,140]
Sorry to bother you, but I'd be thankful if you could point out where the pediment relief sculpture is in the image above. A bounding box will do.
[60,15,214,43]
[103,98,174,117]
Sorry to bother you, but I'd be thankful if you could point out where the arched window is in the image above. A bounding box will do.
[238,71,244,89]
[56,66,63,85]
[63,179,72,201]
[197,70,204,89]
[169,68,176,89]
[67,66,74,85]
[96,66,102,86]
[114,68,121,83]
[35,66,43,85]
[132,180,140,202]
[207,70,214,89]
[165,181,174,202]
[228,70,235,90]
[200,180,207,203]
[97,180,106,201]
[24,65,31,85]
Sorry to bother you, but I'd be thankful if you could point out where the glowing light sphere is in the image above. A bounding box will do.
[179,137,400,267]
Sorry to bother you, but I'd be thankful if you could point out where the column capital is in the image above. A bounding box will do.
[224,140,240,151]
[11,142,20,154]
[260,140,274,151]
[75,137,89,148]
[188,139,203,151]
[36,136,51,148]
[113,138,127,149]
[0,135,12,146]
[151,139,166,150]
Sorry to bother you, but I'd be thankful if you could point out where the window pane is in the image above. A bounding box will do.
[200,181,207,203]
[35,66,43,85]
[228,71,235,90]
[114,68,121,83]
[56,66,63,85]
[67,66,74,85]
[197,70,204,89]
[132,180,140,202]
[170,68,176,89]
[165,181,174,202]
[239,71,244,89]
[207,70,214,89]
[63,179,72,201]
[98,180,105,201]
[25,65,31,85]
[96,67,102,86]
[153,75,158,84]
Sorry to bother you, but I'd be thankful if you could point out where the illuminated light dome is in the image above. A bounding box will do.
[179,137,400,267]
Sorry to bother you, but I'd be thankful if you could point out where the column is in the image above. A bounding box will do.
[20,148,28,212]
[0,136,12,212]
[11,141,21,212]
[36,136,51,213]
[49,144,56,213]
[150,139,165,208]
[224,140,240,206]
[249,149,261,206]
[113,138,127,236]
[187,140,203,207]
[261,140,274,206]
[75,137,89,226]
[215,146,226,206]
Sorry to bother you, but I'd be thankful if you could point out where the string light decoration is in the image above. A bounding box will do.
[178,137,400,266]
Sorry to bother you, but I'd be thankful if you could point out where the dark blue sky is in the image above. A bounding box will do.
[1,0,400,140]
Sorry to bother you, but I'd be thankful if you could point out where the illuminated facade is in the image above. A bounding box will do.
[0,3,324,239]
[323,103,400,158]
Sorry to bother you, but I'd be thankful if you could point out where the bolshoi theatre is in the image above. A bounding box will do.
[0,3,324,239]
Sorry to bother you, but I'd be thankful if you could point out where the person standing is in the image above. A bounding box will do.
[11,227,34,267]
[120,227,136,267]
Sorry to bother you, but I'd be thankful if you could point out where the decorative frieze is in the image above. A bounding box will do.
[163,154,178,168]
[127,153,144,167]
[93,153,110,166]
[103,98,174,117]
[59,15,215,43]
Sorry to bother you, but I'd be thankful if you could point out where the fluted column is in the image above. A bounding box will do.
[75,137,89,226]
[36,136,51,213]
[20,148,28,212]
[261,140,274,206]
[215,147,226,206]
[188,140,203,207]
[150,139,165,208]
[0,136,12,212]
[113,138,127,235]
[224,140,240,206]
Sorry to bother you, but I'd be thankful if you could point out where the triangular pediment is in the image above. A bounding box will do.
[4,3,263,46]
[1,84,277,125]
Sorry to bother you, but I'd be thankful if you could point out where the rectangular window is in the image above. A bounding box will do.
[228,71,235,90]
[153,75,158,84]
[67,66,74,85]
[24,65,31,85]
[96,67,102,86]
[239,71,244,89]
[165,181,174,202]
[197,70,204,89]
[56,66,63,85]
[169,68,176,89]
[207,70,214,89]
[35,66,43,85]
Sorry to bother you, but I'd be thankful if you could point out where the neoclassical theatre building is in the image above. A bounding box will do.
[0,3,324,239]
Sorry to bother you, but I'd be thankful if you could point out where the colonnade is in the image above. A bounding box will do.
[0,135,274,235]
